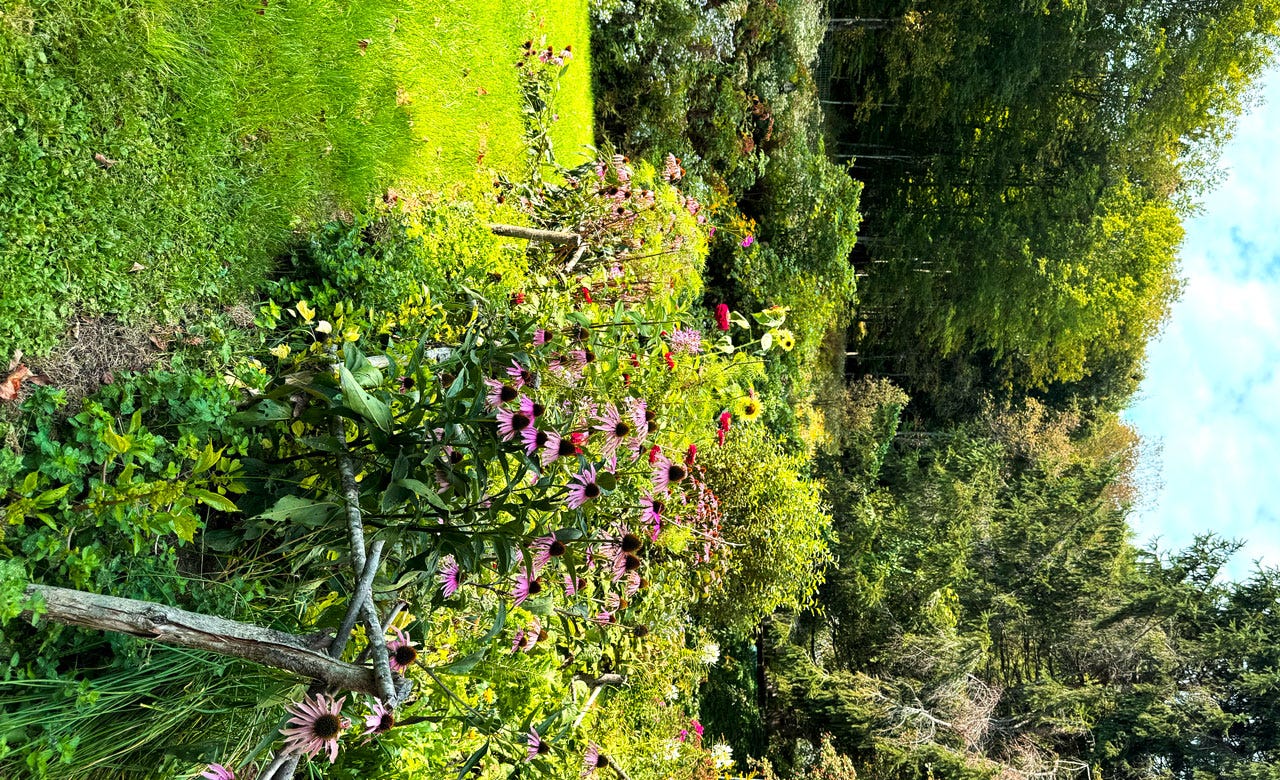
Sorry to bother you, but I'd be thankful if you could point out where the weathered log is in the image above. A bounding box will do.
[489,223,581,246]
[23,584,384,696]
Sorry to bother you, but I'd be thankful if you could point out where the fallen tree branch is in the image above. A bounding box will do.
[23,584,385,697]
[489,223,581,246]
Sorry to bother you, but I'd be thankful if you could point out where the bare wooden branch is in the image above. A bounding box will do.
[489,223,581,246]
[23,584,385,696]
[330,538,385,658]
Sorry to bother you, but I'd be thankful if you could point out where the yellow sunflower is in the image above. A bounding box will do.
[774,329,796,352]
[735,395,764,422]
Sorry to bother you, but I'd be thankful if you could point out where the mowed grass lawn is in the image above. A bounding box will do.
[0,0,592,354]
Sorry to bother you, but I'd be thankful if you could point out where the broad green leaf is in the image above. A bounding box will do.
[339,364,392,432]
[190,489,238,514]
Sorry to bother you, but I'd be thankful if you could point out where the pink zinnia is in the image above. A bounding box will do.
[651,456,687,493]
[565,465,602,509]
[386,627,417,672]
[532,534,566,573]
[362,699,395,739]
[200,765,234,780]
[715,303,730,331]
[513,573,544,605]
[281,693,350,764]
[439,555,462,598]
[526,727,551,761]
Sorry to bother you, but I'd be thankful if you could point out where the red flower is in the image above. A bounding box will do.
[684,444,697,466]
[580,286,593,304]
[648,445,662,464]
[715,303,730,331]
[512,291,526,306]
[622,373,631,386]
[664,352,674,371]
[716,411,731,446]
[569,432,588,452]
[630,353,640,367]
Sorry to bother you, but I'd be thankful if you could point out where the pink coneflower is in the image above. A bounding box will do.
[506,360,535,388]
[612,548,643,582]
[362,699,395,739]
[652,456,687,493]
[565,465,602,509]
[512,617,544,653]
[625,570,642,596]
[439,555,462,598]
[564,574,585,596]
[281,693,350,764]
[534,329,549,347]
[640,495,663,539]
[497,404,533,442]
[522,425,550,456]
[541,429,579,467]
[532,534,566,573]
[386,627,418,672]
[669,328,702,354]
[484,378,519,409]
[662,153,685,182]
[715,303,730,331]
[513,573,544,605]
[594,403,634,457]
[526,727,551,761]
[624,397,650,439]
[200,765,235,780]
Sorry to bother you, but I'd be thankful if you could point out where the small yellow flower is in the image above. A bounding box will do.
[735,395,764,422]
[481,688,495,704]
[774,329,796,352]
[315,320,333,335]
[295,300,316,322]
[269,343,291,359]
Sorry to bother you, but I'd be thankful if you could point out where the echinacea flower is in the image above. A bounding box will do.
[281,693,350,764]
[583,743,610,775]
[386,627,417,672]
[439,555,462,598]
[522,425,550,456]
[200,764,235,780]
[512,617,544,653]
[594,403,634,457]
[564,574,585,596]
[565,465,602,509]
[497,404,534,441]
[527,727,552,761]
[715,303,730,331]
[651,456,687,493]
[362,699,395,739]
[533,329,549,347]
[532,534,566,573]
[506,360,535,388]
[485,378,519,409]
[541,429,581,467]
[513,573,544,605]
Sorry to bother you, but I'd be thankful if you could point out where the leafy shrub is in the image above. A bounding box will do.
[695,425,832,635]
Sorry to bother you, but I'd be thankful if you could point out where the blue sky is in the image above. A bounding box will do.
[1125,65,1280,580]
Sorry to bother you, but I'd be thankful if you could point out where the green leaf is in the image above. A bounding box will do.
[440,648,487,676]
[33,484,70,509]
[339,365,392,432]
[254,496,337,526]
[456,740,489,780]
[343,344,384,388]
[190,489,238,514]
[596,471,617,492]
[233,399,294,426]
[192,443,223,475]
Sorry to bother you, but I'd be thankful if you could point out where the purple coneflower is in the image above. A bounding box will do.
[625,570,643,596]
[281,693,350,764]
[506,360,535,388]
[200,765,235,780]
[583,741,610,774]
[386,627,418,672]
[439,555,462,598]
[526,727,551,761]
[512,617,543,653]
[640,495,663,539]
[513,573,544,606]
[532,534,566,573]
[362,699,394,739]
[564,574,584,596]
[522,425,550,456]
[484,378,519,409]
[497,403,533,442]
[593,403,634,457]
[624,397,650,440]
[565,465,602,509]
[651,456,687,493]
[534,328,549,347]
